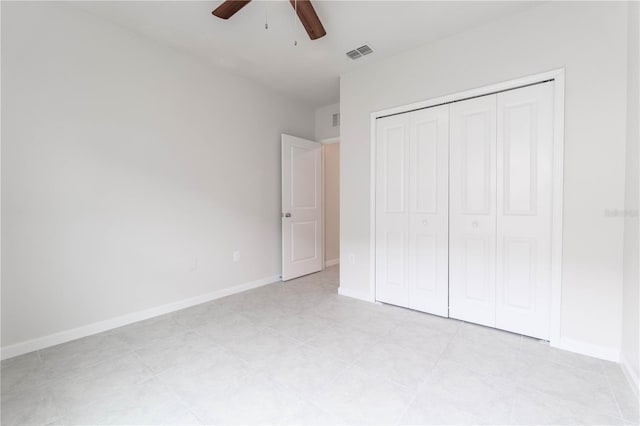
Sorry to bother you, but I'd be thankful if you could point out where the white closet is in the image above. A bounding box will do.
[375,81,555,340]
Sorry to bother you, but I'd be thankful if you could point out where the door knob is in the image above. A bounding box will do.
[284,212,292,218]
[422,220,428,226]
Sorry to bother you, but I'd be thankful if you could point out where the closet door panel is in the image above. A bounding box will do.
[496,82,554,340]
[408,105,449,316]
[449,95,497,327]
[375,114,410,307]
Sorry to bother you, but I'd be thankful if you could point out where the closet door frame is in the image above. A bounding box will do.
[369,69,565,346]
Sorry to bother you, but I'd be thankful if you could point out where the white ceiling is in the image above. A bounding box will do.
[73,1,540,108]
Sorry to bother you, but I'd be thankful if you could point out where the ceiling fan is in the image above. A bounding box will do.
[212,0,327,40]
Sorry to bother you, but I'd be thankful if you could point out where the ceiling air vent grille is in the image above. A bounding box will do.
[356,45,373,56]
[346,44,374,60]
[346,50,362,60]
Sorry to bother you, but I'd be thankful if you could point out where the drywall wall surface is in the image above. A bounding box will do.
[622,0,639,387]
[340,1,628,355]
[315,102,340,141]
[1,2,314,348]
[324,143,340,264]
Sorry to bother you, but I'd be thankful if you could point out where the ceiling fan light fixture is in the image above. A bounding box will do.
[212,0,326,40]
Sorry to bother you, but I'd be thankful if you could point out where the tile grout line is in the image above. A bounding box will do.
[132,346,246,426]
[507,334,525,425]
[152,371,209,425]
[391,322,462,425]
[601,359,630,422]
[286,326,395,423]
[51,348,146,425]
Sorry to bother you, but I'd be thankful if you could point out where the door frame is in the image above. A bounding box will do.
[368,68,565,345]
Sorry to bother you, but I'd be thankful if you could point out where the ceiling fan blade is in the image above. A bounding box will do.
[212,0,252,19]
[289,0,326,40]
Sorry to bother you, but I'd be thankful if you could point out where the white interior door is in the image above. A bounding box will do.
[496,82,554,339]
[282,134,323,281]
[408,106,449,316]
[375,113,410,307]
[449,94,497,327]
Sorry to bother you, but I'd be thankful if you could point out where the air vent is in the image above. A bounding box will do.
[346,50,362,60]
[356,45,373,56]
[332,113,340,127]
[346,44,373,60]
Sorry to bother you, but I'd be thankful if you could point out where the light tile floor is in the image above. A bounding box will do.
[2,266,639,425]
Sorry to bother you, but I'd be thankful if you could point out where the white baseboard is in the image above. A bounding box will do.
[620,352,640,397]
[338,286,373,302]
[325,258,340,267]
[0,274,282,361]
[551,337,620,363]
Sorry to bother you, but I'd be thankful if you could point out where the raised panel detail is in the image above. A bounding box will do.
[291,146,316,209]
[406,105,449,317]
[504,102,537,215]
[291,221,317,262]
[386,231,405,286]
[464,237,490,301]
[449,94,496,328]
[415,234,437,291]
[503,238,536,310]
[415,120,438,213]
[384,126,406,213]
[495,81,554,340]
[462,112,491,214]
[376,114,410,308]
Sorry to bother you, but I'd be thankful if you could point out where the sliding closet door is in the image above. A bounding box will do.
[408,106,449,316]
[449,95,497,327]
[375,114,410,307]
[495,82,554,340]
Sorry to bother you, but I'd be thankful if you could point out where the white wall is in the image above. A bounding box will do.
[315,102,340,141]
[622,0,639,390]
[1,3,314,351]
[324,143,340,264]
[340,2,629,358]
